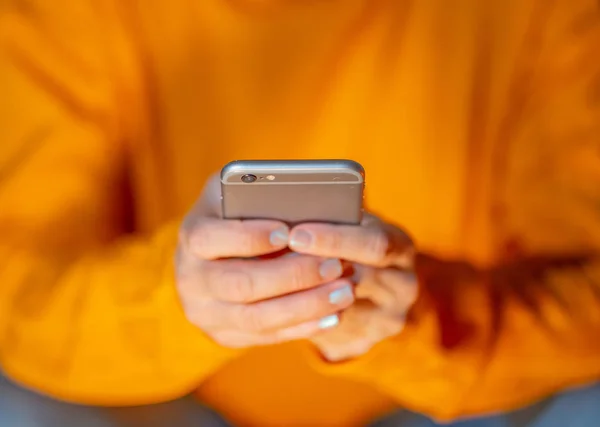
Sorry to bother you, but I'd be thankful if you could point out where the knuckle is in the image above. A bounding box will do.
[237,305,267,333]
[230,220,264,253]
[388,270,418,305]
[220,269,255,303]
[187,219,215,259]
[176,265,208,305]
[285,259,310,292]
[181,260,210,294]
[367,229,391,266]
[324,229,344,253]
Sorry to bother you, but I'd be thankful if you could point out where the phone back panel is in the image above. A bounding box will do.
[221,160,364,225]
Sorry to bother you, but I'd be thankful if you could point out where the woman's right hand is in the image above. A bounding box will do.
[175,174,355,348]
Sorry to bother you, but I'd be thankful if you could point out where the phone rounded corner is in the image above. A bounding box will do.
[220,160,239,183]
[337,159,365,183]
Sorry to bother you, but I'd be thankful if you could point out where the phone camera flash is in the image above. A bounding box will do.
[266,175,275,181]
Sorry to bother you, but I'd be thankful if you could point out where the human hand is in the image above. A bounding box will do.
[289,214,418,361]
[175,174,356,348]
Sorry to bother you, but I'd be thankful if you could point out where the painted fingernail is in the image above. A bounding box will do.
[319,259,343,280]
[319,314,339,329]
[290,230,312,249]
[269,227,289,246]
[329,285,354,305]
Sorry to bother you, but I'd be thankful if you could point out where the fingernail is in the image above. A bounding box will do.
[290,230,312,249]
[269,228,289,246]
[319,314,339,329]
[329,285,353,305]
[319,259,343,280]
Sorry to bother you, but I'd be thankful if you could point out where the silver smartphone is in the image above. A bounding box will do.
[220,159,365,225]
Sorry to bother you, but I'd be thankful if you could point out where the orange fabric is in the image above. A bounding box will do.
[1,0,600,425]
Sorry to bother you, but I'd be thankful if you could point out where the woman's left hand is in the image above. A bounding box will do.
[289,214,418,361]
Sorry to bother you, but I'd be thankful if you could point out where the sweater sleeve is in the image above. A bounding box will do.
[305,0,600,420]
[0,0,236,405]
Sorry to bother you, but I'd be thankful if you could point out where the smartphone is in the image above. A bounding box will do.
[220,159,365,225]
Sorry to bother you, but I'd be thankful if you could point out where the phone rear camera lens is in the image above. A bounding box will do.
[241,174,257,183]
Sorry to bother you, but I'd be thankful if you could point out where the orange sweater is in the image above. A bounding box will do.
[1,0,600,425]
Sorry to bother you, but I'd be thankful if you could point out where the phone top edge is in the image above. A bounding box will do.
[220,159,365,183]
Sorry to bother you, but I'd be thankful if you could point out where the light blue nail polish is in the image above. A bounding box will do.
[329,285,353,305]
[290,230,312,249]
[319,259,343,280]
[269,228,289,246]
[319,314,339,329]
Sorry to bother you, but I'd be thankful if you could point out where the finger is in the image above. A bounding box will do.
[224,279,355,333]
[273,313,341,340]
[374,268,419,311]
[210,315,341,348]
[204,255,345,303]
[183,216,290,260]
[246,314,343,346]
[354,265,419,311]
[353,265,399,307]
[312,302,406,361]
[289,221,414,268]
